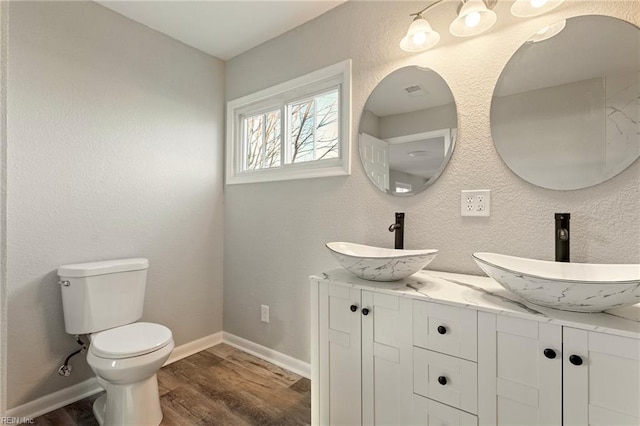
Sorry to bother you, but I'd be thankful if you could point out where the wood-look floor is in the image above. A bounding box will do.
[34,344,311,426]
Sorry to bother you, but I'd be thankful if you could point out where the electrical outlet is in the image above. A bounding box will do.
[461,190,491,217]
[261,305,270,323]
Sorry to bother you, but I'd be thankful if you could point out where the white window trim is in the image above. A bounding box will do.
[226,59,352,185]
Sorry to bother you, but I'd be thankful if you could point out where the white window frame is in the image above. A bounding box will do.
[226,59,351,185]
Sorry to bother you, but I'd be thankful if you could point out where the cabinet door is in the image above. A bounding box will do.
[563,328,640,426]
[318,283,362,426]
[477,313,562,426]
[361,291,413,425]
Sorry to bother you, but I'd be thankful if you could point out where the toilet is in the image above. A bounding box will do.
[58,258,174,426]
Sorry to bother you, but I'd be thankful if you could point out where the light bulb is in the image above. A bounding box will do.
[530,0,548,8]
[464,11,481,28]
[412,31,427,46]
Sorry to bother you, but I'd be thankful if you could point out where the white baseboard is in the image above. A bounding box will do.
[6,377,102,420]
[222,332,311,379]
[164,331,223,366]
[7,330,224,421]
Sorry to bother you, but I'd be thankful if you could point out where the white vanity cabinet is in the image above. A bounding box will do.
[311,270,640,426]
[478,313,640,426]
[311,280,413,426]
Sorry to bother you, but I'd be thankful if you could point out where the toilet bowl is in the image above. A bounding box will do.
[87,322,174,426]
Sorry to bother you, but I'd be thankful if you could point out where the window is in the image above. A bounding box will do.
[226,60,351,184]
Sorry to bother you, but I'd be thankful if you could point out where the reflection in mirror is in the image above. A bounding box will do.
[359,66,457,196]
[491,15,639,190]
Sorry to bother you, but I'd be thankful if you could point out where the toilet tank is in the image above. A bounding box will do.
[58,258,149,334]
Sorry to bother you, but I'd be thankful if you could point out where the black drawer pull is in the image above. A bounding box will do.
[350,305,357,312]
[543,348,556,359]
[437,325,447,335]
[437,376,447,386]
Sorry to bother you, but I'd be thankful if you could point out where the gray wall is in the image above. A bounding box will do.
[6,1,224,409]
[379,103,457,140]
[224,1,640,363]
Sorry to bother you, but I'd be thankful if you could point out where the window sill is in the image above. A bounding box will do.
[226,163,349,185]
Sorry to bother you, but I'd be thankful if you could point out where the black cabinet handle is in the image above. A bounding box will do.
[437,326,447,335]
[437,376,447,386]
[543,348,556,359]
[569,355,583,366]
[362,308,370,316]
[350,305,357,312]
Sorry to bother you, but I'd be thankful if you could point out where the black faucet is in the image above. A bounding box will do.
[388,212,404,249]
[555,213,570,262]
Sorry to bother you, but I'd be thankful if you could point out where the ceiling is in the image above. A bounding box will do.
[365,66,455,118]
[96,0,346,60]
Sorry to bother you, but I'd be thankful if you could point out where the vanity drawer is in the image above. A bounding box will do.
[413,394,478,426]
[413,300,477,361]
[414,347,478,415]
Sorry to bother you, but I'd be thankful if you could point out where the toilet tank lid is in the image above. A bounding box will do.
[58,258,149,278]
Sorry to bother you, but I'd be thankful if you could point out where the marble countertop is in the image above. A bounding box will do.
[311,268,640,340]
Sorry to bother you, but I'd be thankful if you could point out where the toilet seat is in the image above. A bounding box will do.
[91,322,172,359]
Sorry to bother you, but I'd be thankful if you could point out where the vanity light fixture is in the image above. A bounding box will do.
[399,1,444,52]
[527,19,566,42]
[511,0,565,17]
[408,150,430,157]
[400,0,497,52]
[400,0,566,53]
[449,0,497,37]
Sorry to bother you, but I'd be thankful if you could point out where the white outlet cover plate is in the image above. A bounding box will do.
[461,190,491,217]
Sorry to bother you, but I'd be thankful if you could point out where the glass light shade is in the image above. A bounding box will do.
[400,17,441,52]
[511,0,565,17]
[449,0,497,37]
[527,19,566,42]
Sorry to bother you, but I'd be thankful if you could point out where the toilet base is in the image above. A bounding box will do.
[93,394,106,425]
[93,373,163,426]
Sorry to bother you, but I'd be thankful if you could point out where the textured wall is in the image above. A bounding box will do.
[6,2,224,408]
[224,1,640,363]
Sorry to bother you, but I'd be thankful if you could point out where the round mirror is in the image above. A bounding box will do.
[359,66,457,196]
[491,15,639,190]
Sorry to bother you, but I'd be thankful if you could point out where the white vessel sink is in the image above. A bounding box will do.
[326,242,438,282]
[473,252,640,312]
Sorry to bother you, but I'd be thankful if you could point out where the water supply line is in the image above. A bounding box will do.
[58,335,87,377]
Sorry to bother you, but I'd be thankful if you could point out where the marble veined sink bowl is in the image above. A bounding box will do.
[326,242,438,282]
[473,252,640,312]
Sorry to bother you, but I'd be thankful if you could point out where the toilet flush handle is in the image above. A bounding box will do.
[58,280,70,287]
